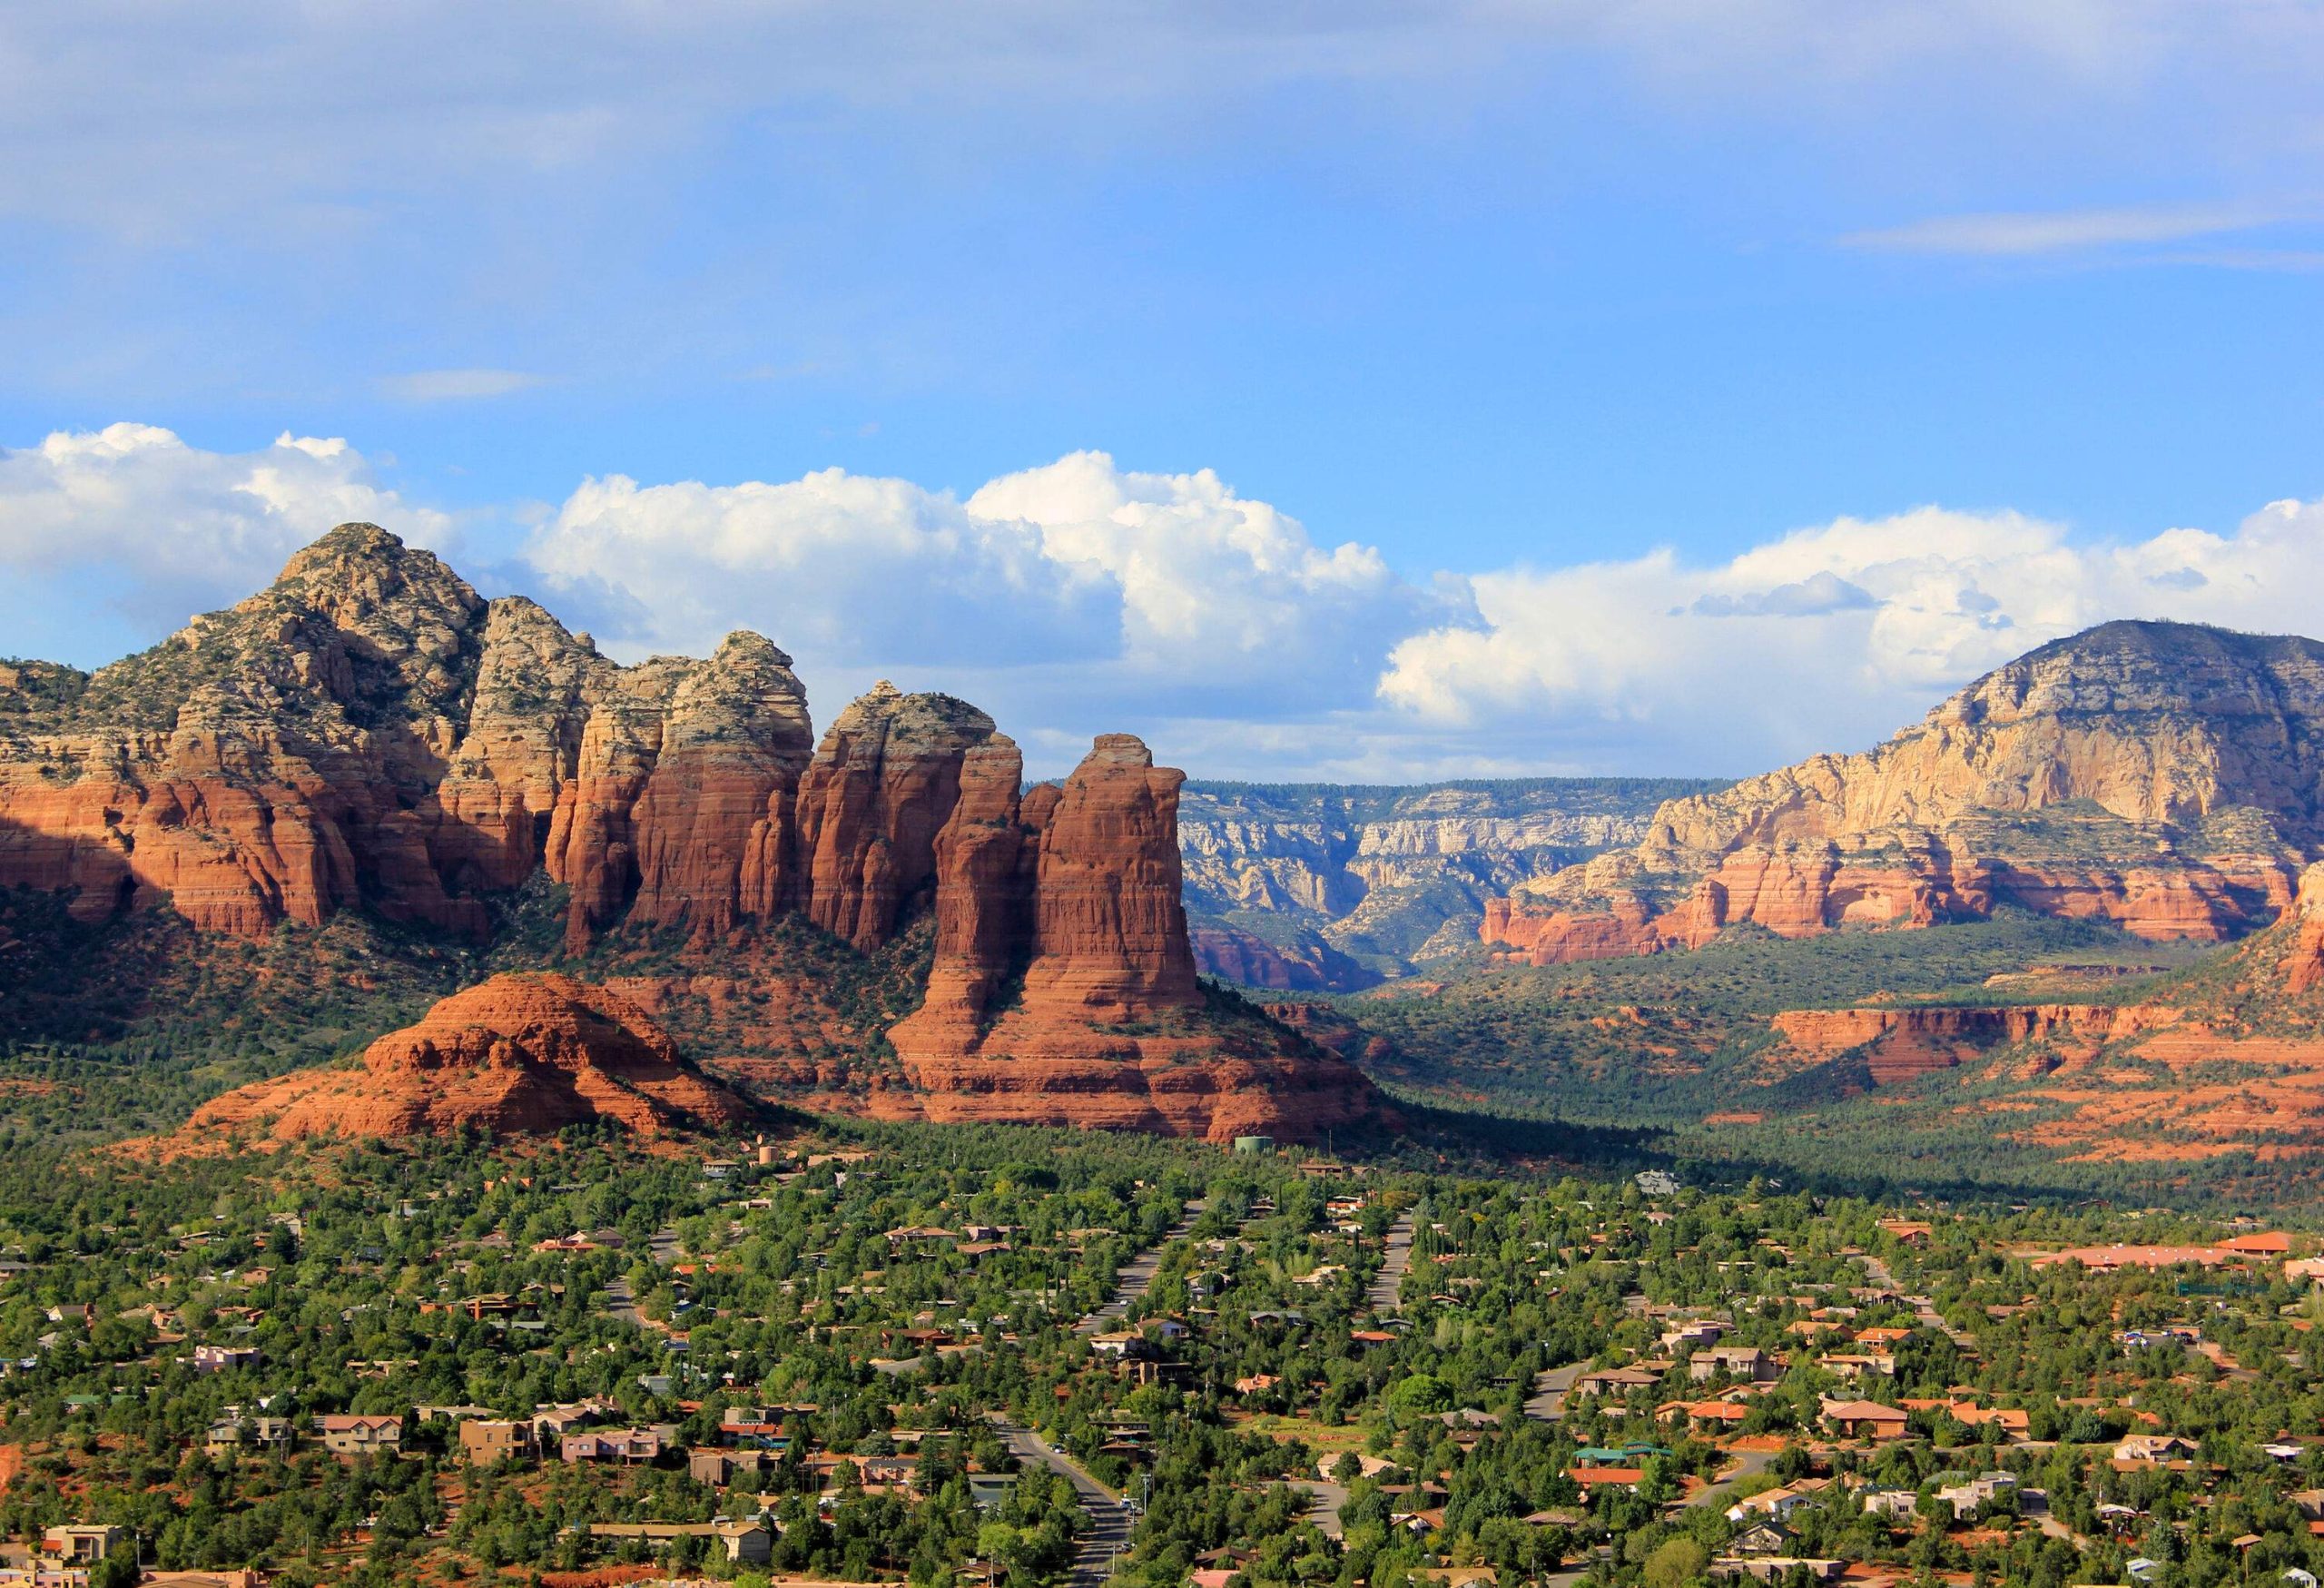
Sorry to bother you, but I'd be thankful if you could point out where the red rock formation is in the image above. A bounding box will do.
[1486,622,2324,964]
[2,526,1380,1143]
[1020,734,1199,1018]
[1766,1003,2176,1085]
[547,636,813,948]
[792,684,999,951]
[179,972,755,1144]
[2286,863,2324,994]
[890,735,1380,1143]
[1187,924,1373,991]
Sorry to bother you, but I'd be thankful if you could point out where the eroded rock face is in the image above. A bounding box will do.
[181,972,755,1143]
[1766,1003,2175,1086]
[0,527,820,948]
[5,525,1380,1142]
[793,683,998,951]
[1486,622,2324,963]
[890,735,1380,1144]
[2286,863,2324,994]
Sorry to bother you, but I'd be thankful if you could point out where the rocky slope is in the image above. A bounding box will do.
[1485,622,2323,964]
[1179,777,1718,989]
[1,525,1375,1142]
[178,972,756,1145]
[1734,862,2324,1163]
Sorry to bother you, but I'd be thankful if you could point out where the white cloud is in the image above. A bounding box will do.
[1379,496,2324,773]
[377,369,555,401]
[1843,201,2293,256]
[15,420,2324,783]
[0,422,453,638]
[524,450,1461,728]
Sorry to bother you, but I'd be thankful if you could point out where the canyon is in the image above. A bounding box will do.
[1483,622,2323,964]
[1178,776,1712,989]
[0,526,1376,1144]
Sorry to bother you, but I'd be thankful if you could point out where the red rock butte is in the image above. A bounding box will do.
[1,525,1377,1144]
[182,972,757,1144]
[1483,621,2324,964]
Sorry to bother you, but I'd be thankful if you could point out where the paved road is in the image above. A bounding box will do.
[1287,1479,1348,1539]
[603,1277,641,1327]
[1076,1201,1205,1336]
[1525,1363,1583,1423]
[995,1421,1131,1588]
[1855,1254,1976,1349]
[1367,1215,1415,1316]
[1682,1448,1777,1513]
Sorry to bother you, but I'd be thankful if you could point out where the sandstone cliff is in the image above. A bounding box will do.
[1743,863,2324,1160]
[887,735,1381,1143]
[1179,777,1709,988]
[3,525,1379,1142]
[179,972,755,1145]
[1486,622,2323,963]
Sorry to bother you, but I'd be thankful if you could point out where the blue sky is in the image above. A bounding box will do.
[5,3,2324,778]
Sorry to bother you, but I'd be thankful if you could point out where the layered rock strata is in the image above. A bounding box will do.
[4,525,1379,1141]
[182,972,755,1142]
[889,735,1379,1143]
[1486,622,2324,963]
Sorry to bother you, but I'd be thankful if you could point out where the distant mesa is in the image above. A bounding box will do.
[1742,862,2324,1160]
[177,972,758,1147]
[1483,621,2324,964]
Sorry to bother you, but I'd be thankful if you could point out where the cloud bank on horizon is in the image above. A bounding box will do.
[6,421,2323,783]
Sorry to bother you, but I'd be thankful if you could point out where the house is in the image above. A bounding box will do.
[1708,1559,1846,1584]
[41,1528,128,1563]
[2221,1231,2290,1255]
[1661,1321,1728,1354]
[316,1415,404,1455]
[1938,1471,2018,1518]
[690,1448,776,1487]
[458,1420,536,1466]
[1731,1522,1794,1555]
[562,1428,663,1465]
[1566,1466,1644,1494]
[586,1522,771,1564]
[1817,1396,1908,1440]
[1659,1399,1751,1431]
[1724,1481,1827,1524]
[1947,1405,2029,1436]
[1691,1345,1781,1384]
[2115,1434,2201,1464]
[1574,1366,1662,1396]
[191,1344,259,1374]
[1413,1569,1498,1588]
[204,1415,292,1457]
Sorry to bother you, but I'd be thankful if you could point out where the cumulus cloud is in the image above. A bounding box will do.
[1379,497,2324,773]
[0,423,452,643]
[525,450,1463,726]
[16,420,2324,783]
